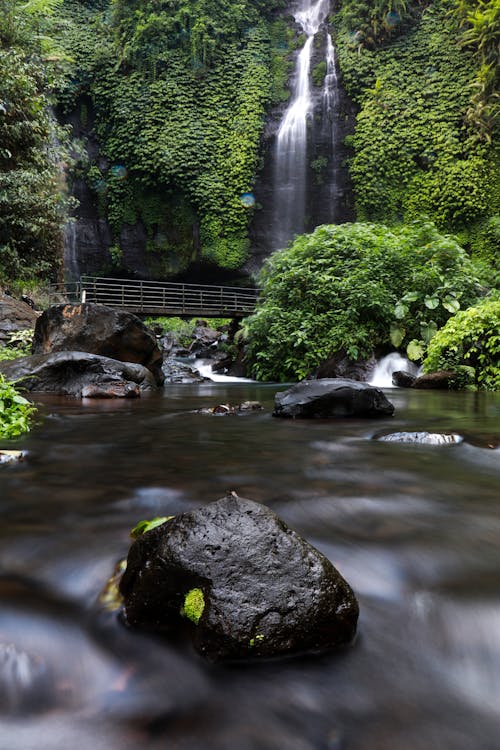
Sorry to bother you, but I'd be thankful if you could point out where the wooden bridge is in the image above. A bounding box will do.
[51,276,259,318]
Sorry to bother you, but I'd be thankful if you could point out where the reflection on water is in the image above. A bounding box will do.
[0,385,499,749]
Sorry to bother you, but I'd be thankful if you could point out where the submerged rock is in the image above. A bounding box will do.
[0,351,157,397]
[196,401,263,415]
[32,303,164,386]
[377,432,463,445]
[119,492,359,661]
[0,644,53,714]
[273,379,394,419]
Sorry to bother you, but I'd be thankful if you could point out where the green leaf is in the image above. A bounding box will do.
[420,320,438,344]
[442,295,461,313]
[130,516,173,539]
[424,296,439,309]
[407,339,425,361]
[401,291,420,303]
[394,302,408,319]
[390,322,406,348]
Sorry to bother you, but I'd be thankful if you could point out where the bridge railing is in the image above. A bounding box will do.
[79,276,259,317]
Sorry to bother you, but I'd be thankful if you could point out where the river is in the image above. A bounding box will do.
[1,384,499,749]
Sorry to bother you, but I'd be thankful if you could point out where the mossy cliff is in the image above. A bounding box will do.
[52,0,292,279]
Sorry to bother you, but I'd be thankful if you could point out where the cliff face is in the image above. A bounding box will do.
[56,0,356,283]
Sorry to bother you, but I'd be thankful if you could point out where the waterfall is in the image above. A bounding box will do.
[64,220,80,282]
[271,0,331,250]
[322,32,338,125]
[369,353,420,388]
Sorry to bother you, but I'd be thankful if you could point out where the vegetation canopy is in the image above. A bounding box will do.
[244,221,485,382]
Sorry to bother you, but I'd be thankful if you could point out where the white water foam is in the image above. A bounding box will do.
[369,353,420,388]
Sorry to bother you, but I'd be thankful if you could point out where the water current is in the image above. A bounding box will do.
[1,384,499,749]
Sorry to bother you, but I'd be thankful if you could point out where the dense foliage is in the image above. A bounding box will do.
[336,0,499,266]
[243,222,484,382]
[0,374,37,438]
[423,297,500,389]
[0,0,70,284]
[51,0,292,274]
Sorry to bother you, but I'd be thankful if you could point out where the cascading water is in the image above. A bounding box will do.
[319,32,345,214]
[63,220,80,282]
[271,0,331,250]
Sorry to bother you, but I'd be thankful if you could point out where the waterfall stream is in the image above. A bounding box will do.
[271,0,331,250]
[63,220,80,282]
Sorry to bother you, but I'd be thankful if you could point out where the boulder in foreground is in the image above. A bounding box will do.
[273,378,394,419]
[0,351,157,397]
[119,493,359,661]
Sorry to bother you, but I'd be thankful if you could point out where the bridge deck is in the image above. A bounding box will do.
[72,276,259,318]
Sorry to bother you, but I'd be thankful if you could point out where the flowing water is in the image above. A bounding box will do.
[272,0,331,249]
[1,384,499,749]
[369,353,420,388]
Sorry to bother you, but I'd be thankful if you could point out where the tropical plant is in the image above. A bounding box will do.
[0,374,37,438]
[423,297,500,390]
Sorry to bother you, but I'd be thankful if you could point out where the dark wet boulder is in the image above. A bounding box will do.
[0,293,38,347]
[313,349,377,382]
[413,371,456,389]
[119,493,359,661]
[273,379,394,419]
[392,370,417,388]
[32,303,164,385]
[0,351,157,397]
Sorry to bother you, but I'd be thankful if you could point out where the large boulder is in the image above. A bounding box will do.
[273,378,394,419]
[119,493,359,661]
[0,351,157,397]
[0,294,38,347]
[413,371,456,389]
[32,303,164,386]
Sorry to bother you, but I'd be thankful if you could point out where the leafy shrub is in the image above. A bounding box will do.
[0,374,37,438]
[144,316,230,347]
[423,298,500,390]
[243,221,484,382]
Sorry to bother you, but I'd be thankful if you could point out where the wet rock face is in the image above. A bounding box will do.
[314,350,377,382]
[0,351,157,397]
[0,294,38,346]
[32,303,164,386]
[273,379,395,419]
[119,493,359,661]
